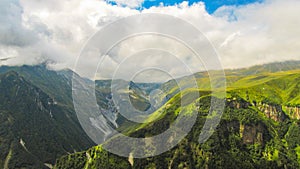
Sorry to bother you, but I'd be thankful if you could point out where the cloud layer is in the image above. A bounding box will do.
[0,0,299,81]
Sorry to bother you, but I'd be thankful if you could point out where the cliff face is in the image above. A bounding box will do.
[227,98,250,109]
[256,103,300,121]
[226,99,268,145]
[284,106,300,120]
[256,103,287,122]
[227,98,291,122]
[240,123,266,145]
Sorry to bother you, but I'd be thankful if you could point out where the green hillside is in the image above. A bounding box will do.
[54,92,300,169]
[54,62,300,169]
[0,61,299,169]
[0,67,95,169]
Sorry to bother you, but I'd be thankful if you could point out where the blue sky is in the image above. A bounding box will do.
[107,0,263,14]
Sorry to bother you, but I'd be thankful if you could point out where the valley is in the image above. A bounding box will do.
[0,61,300,168]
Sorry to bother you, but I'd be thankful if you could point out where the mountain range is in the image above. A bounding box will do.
[0,61,300,168]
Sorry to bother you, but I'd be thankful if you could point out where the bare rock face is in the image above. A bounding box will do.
[240,123,266,145]
[284,106,300,120]
[256,103,287,122]
[227,98,250,109]
[227,98,288,122]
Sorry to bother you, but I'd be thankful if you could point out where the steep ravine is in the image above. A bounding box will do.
[54,96,300,169]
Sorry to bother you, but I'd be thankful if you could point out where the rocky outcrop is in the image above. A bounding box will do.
[227,98,288,122]
[240,123,266,145]
[256,102,287,122]
[284,106,300,120]
[227,98,250,109]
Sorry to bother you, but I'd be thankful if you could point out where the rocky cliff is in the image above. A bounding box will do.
[284,106,300,120]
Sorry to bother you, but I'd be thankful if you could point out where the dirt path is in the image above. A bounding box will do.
[4,147,12,169]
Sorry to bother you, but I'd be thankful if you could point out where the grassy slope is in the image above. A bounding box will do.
[54,65,300,169]
[0,69,95,169]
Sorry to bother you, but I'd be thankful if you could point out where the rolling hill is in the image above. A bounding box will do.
[0,61,300,168]
[54,61,300,169]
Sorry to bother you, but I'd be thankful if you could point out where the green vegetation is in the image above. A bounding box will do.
[55,145,131,169]
[54,93,300,168]
[1,61,300,168]
[54,61,300,169]
[0,67,94,169]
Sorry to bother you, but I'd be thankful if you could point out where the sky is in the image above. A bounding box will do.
[107,0,264,13]
[0,0,299,81]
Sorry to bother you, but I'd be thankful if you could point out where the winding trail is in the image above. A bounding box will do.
[4,147,12,169]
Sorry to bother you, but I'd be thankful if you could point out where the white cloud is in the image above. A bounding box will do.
[0,0,38,46]
[0,0,139,68]
[220,31,241,48]
[0,0,299,81]
[106,0,145,8]
[214,0,300,67]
